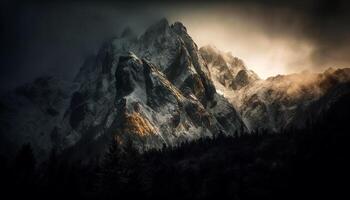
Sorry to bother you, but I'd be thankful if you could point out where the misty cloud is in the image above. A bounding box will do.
[165,1,350,78]
[1,0,350,90]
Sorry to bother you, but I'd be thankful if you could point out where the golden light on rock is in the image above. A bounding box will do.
[123,112,155,136]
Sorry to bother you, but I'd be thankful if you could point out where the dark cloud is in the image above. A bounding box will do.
[305,0,350,68]
[0,1,164,91]
[1,0,350,90]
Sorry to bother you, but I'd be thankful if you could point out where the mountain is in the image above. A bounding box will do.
[0,77,76,160]
[200,45,259,91]
[1,19,350,161]
[200,46,350,131]
[0,19,246,160]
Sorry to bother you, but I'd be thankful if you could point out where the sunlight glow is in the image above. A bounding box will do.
[167,5,315,79]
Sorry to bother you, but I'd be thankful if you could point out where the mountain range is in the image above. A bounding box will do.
[1,19,349,161]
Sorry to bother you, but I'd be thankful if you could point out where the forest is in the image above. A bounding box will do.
[1,93,349,199]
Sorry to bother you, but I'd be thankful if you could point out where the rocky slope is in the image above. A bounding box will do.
[235,68,350,131]
[1,19,350,161]
[201,46,350,131]
[0,19,246,160]
[200,45,259,91]
[0,77,76,160]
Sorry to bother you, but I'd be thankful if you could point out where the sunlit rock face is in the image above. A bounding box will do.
[1,18,349,161]
[244,69,350,131]
[202,44,350,131]
[63,19,246,158]
[200,45,259,95]
[0,19,246,160]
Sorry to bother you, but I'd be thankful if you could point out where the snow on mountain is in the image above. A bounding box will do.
[239,68,350,131]
[0,19,246,160]
[200,45,259,109]
[201,45,350,131]
[200,45,259,90]
[1,18,349,161]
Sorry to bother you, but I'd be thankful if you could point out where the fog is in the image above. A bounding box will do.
[1,1,349,90]
[166,4,315,78]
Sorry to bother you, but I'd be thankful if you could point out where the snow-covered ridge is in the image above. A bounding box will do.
[1,18,349,161]
[0,19,246,160]
[201,45,350,131]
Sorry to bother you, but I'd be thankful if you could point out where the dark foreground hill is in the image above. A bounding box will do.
[1,91,349,199]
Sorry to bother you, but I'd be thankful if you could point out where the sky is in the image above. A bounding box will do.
[1,0,350,90]
[166,4,316,78]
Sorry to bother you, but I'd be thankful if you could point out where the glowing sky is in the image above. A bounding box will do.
[2,1,349,90]
[167,4,316,79]
[180,19,315,79]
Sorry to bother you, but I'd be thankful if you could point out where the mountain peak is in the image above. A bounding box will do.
[0,19,252,158]
[119,51,139,62]
[171,21,187,33]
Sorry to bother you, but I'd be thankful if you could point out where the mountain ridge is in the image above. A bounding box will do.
[200,45,350,131]
[0,19,349,161]
[0,19,246,161]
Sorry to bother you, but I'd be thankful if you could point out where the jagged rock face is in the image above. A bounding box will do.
[111,53,223,150]
[2,18,349,161]
[231,70,259,90]
[62,19,245,154]
[202,46,350,132]
[0,19,246,160]
[63,49,245,158]
[200,45,259,93]
[235,68,350,131]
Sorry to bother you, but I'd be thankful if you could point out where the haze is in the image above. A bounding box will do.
[166,4,315,79]
[1,1,349,90]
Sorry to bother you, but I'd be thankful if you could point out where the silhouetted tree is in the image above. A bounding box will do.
[98,138,123,198]
[12,143,37,197]
[119,138,143,197]
[3,96,349,199]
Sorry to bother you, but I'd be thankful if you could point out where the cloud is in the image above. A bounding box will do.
[0,1,165,90]
[165,1,350,78]
[1,0,350,89]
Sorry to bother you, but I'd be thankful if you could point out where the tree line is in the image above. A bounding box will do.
[0,93,349,199]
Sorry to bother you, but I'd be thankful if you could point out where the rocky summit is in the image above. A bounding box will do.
[1,19,350,161]
[0,19,246,160]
